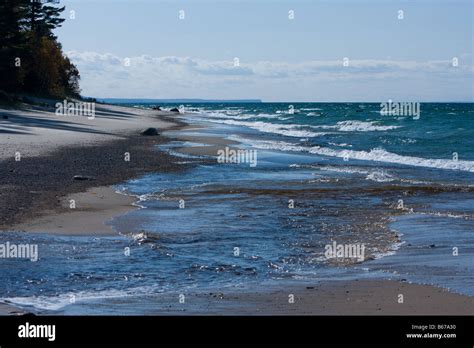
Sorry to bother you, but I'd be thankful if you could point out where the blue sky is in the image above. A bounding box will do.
[57,0,473,101]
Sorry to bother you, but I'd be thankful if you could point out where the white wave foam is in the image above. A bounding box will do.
[319,165,370,175]
[1,287,157,311]
[417,211,472,220]
[319,166,394,181]
[193,109,289,122]
[205,119,327,138]
[243,138,474,172]
[336,120,400,131]
[371,239,406,260]
[317,120,401,132]
[309,147,474,172]
[328,142,353,148]
[276,110,294,114]
[198,111,254,120]
[204,116,399,136]
[365,171,395,182]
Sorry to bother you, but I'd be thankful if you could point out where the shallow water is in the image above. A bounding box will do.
[1,102,473,314]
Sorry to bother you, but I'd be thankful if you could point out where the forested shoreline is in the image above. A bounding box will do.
[0,0,80,100]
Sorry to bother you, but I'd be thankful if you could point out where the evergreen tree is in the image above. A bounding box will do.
[0,0,80,98]
[26,0,65,39]
[0,0,28,92]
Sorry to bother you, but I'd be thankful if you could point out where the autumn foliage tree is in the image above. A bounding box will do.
[0,0,80,98]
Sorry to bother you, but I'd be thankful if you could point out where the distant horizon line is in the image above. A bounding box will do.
[96,98,474,104]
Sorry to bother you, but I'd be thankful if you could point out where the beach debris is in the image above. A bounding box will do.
[73,175,95,181]
[140,127,159,136]
[169,107,180,113]
[152,106,161,110]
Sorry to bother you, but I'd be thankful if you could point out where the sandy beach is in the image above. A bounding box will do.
[0,102,189,229]
[12,186,137,236]
[0,102,191,314]
[141,279,474,315]
[1,102,473,316]
[0,102,176,160]
[1,2,472,345]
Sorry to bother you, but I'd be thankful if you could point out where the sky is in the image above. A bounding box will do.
[56,0,473,101]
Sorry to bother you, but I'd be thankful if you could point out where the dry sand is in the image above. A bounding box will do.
[0,102,177,160]
[0,102,188,229]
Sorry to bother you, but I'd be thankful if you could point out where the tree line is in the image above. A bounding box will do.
[0,0,80,98]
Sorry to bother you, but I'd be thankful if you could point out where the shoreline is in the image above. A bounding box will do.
[11,186,138,236]
[150,279,474,315]
[1,103,473,315]
[3,279,473,316]
[0,103,192,230]
[0,302,26,316]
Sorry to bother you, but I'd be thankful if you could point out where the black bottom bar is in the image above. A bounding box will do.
[1,315,473,346]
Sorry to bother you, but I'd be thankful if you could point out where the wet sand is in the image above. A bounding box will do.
[138,280,474,315]
[1,104,473,316]
[0,104,190,230]
[52,280,474,316]
[12,186,138,236]
[0,302,26,316]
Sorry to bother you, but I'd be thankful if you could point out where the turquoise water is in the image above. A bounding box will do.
[178,102,474,164]
[1,102,473,314]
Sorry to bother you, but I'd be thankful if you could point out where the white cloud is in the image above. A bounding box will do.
[66,51,474,101]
